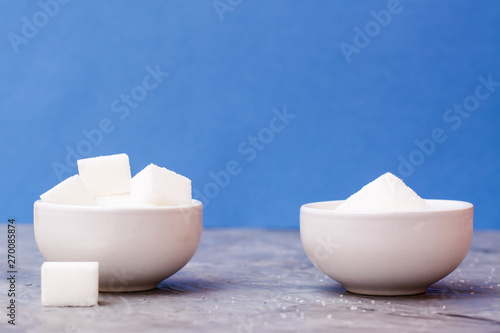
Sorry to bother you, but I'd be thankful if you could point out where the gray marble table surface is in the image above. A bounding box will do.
[1,225,499,333]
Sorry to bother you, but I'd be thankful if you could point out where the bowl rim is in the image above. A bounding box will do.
[301,199,473,216]
[34,199,203,211]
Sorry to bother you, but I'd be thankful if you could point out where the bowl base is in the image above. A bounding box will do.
[99,283,159,293]
[345,287,426,296]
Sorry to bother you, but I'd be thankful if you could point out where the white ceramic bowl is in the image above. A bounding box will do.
[300,200,473,296]
[34,200,203,292]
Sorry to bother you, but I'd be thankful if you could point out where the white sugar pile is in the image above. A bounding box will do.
[336,172,430,212]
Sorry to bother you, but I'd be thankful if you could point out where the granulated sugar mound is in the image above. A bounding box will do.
[336,172,431,212]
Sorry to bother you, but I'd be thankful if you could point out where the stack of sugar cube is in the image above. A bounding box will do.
[40,153,192,207]
[39,154,192,307]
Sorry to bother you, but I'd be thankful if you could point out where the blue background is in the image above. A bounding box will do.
[1,0,499,229]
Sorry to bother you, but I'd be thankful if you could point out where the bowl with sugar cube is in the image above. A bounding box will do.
[300,173,473,296]
[34,154,202,292]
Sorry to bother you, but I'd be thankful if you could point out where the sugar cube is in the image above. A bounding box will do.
[96,194,155,207]
[40,175,96,206]
[336,172,431,212]
[41,262,99,307]
[131,163,192,206]
[77,153,131,196]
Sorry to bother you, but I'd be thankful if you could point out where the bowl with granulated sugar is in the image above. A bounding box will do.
[300,173,473,296]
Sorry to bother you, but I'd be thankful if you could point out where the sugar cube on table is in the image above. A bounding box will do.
[131,163,192,206]
[40,175,96,206]
[77,153,131,196]
[41,262,99,307]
